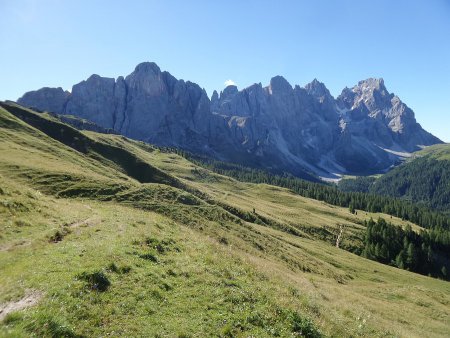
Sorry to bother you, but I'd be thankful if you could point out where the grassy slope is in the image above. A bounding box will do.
[1,105,449,337]
[416,144,450,161]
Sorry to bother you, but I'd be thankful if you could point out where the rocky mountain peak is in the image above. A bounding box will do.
[337,77,392,113]
[125,62,165,97]
[220,85,239,99]
[337,87,356,110]
[357,77,385,90]
[353,78,390,101]
[268,76,292,94]
[304,79,332,100]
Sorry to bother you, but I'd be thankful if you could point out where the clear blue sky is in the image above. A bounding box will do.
[1,0,449,141]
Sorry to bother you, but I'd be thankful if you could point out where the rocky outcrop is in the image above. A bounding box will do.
[65,75,119,129]
[18,87,70,114]
[120,62,211,147]
[16,63,443,179]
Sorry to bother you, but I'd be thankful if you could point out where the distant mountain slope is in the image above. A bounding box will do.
[16,62,442,178]
[369,144,450,212]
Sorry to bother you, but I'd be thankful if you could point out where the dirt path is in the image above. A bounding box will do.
[67,217,100,228]
[0,291,42,321]
[0,240,32,252]
[336,224,345,248]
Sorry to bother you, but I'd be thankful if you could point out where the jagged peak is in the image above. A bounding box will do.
[355,77,386,92]
[268,76,292,94]
[308,78,323,87]
[304,78,331,98]
[211,90,219,101]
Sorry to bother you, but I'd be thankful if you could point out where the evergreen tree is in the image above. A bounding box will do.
[406,243,417,270]
[395,251,405,269]
[349,203,356,214]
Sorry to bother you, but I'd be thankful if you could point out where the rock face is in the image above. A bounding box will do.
[334,79,441,172]
[17,62,443,178]
[18,87,70,114]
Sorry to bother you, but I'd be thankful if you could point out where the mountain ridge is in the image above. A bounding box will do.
[17,61,443,179]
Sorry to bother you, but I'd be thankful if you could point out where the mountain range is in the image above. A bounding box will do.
[17,62,442,179]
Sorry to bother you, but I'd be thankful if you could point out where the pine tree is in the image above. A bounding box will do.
[349,203,356,214]
[395,251,405,269]
[406,243,417,270]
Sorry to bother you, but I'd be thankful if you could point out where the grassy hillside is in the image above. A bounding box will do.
[1,104,450,337]
[171,151,449,231]
[368,144,450,212]
[415,144,450,161]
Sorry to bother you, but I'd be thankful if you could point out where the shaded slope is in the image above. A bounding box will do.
[0,102,178,186]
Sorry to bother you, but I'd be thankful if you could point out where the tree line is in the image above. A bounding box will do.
[362,218,449,280]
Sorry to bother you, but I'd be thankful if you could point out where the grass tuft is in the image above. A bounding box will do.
[49,228,71,243]
[107,262,131,274]
[289,311,322,338]
[24,313,83,338]
[138,252,158,262]
[76,271,111,292]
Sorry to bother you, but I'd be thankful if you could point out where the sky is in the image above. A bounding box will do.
[0,0,449,141]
